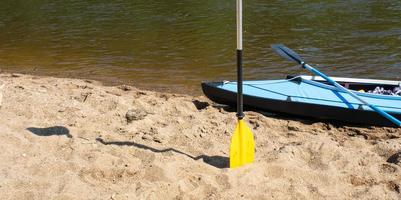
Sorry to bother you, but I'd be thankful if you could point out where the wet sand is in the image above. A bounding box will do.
[0,73,400,199]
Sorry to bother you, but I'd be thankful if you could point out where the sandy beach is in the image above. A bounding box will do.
[0,73,400,199]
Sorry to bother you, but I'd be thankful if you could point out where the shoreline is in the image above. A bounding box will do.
[0,73,400,199]
[0,70,205,96]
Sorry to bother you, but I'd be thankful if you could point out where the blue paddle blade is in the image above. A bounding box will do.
[271,44,303,64]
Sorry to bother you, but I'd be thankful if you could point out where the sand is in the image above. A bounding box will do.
[0,73,400,200]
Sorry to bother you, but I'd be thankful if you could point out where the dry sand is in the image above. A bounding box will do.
[0,73,400,200]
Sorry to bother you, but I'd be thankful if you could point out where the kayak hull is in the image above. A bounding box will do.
[201,76,401,127]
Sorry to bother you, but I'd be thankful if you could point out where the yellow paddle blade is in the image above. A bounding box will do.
[230,119,255,168]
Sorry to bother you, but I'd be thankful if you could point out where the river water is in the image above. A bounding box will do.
[1,0,400,94]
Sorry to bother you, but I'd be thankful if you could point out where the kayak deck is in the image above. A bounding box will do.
[201,76,401,127]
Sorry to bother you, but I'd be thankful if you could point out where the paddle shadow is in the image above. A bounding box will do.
[96,138,229,169]
[27,126,72,138]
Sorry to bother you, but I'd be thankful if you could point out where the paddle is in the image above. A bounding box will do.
[271,44,401,127]
[230,0,255,168]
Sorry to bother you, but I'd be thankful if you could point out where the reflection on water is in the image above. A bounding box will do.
[0,0,400,94]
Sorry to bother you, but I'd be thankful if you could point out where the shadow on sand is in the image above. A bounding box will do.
[96,138,229,169]
[27,126,72,138]
[213,103,376,128]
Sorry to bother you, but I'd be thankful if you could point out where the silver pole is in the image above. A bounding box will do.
[236,0,244,119]
[236,0,242,50]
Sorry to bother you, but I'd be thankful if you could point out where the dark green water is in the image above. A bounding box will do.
[1,0,400,94]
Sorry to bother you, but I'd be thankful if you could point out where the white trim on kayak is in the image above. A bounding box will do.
[301,75,401,86]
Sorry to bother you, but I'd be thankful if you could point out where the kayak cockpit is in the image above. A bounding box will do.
[290,75,401,96]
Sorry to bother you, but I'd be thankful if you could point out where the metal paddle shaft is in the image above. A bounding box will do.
[236,0,244,120]
[271,44,401,127]
[230,0,255,168]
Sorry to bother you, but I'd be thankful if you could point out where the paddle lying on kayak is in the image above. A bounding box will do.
[271,44,401,127]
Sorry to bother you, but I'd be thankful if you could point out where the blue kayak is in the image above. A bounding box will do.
[201,75,401,127]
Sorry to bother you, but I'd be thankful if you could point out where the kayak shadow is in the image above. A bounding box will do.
[212,103,317,124]
[264,113,378,128]
[258,111,378,128]
[215,103,376,128]
[96,138,229,169]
